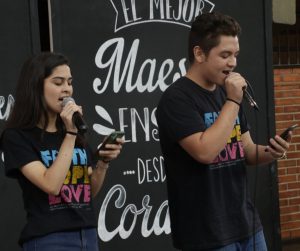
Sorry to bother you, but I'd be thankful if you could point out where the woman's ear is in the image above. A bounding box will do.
[193,46,205,63]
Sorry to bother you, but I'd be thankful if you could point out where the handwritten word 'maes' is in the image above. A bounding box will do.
[93,38,186,94]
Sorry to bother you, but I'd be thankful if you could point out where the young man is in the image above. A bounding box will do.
[157,12,290,251]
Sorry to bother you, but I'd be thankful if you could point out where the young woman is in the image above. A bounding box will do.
[1,52,123,251]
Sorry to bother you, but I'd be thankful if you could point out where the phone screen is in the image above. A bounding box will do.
[98,131,125,151]
[280,124,298,140]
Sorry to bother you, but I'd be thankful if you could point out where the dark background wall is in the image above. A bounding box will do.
[0,1,40,251]
[0,0,280,250]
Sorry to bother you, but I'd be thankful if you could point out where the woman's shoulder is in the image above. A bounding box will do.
[1,127,41,145]
[1,127,22,141]
[2,127,35,137]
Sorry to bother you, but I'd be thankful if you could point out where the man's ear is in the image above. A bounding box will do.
[193,46,205,63]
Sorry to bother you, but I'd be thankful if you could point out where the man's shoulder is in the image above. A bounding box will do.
[161,77,193,97]
[170,76,191,88]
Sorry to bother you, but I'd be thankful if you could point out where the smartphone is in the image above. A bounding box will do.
[98,131,125,151]
[279,124,298,140]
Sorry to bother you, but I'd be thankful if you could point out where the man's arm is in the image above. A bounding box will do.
[242,131,290,166]
[179,100,240,164]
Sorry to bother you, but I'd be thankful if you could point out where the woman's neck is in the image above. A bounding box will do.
[38,115,57,132]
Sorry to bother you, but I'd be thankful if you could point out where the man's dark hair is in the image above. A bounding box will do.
[188,12,241,63]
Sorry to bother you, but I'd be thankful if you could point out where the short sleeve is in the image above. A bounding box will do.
[1,129,40,178]
[239,106,251,134]
[85,143,97,168]
[157,89,206,142]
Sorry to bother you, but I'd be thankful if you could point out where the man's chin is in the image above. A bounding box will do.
[214,81,225,86]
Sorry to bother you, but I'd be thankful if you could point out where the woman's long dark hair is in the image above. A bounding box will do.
[3,52,86,146]
[4,52,70,131]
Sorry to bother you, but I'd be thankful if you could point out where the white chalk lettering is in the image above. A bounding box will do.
[93,38,186,94]
[120,0,142,24]
[150,0,200,22]
[137,156,165,184]
[118,107,158,142]
[110,0,215,32]
[0,95,14,121]
[98,184,170,241]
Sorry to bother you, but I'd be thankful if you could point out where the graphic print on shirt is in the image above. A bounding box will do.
[40,148,91,210]
[204,111,245,169]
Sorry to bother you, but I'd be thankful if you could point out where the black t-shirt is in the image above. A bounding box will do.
[157,77,262,250]
[1,127,97,245]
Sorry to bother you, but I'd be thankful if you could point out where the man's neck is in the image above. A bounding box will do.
[185,66,216,91]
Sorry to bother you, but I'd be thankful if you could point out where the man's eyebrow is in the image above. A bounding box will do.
[220,50,240,55]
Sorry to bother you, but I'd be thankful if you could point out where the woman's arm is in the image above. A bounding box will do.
[20,133,77,195]
[90,138,124,197]
[20,101,82,195]
[89,161,108,198]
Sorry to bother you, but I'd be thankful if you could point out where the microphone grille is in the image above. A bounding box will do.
[62,97,75,107]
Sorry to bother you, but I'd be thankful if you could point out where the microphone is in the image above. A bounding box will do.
[62,97,88,134]
[242,86,259,111]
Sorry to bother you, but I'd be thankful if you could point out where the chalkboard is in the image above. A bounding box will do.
[0,1,40,251]
[49,1,279,250]
[0,0,280,250]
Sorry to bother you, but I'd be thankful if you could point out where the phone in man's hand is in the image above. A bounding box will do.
[266,124,298,152]
[279,124,298,140]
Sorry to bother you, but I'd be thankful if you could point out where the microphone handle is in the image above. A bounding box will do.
[243,89,259,111]
[73,111,88,133]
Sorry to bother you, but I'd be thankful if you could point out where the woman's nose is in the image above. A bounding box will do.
[62,82,72,94]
